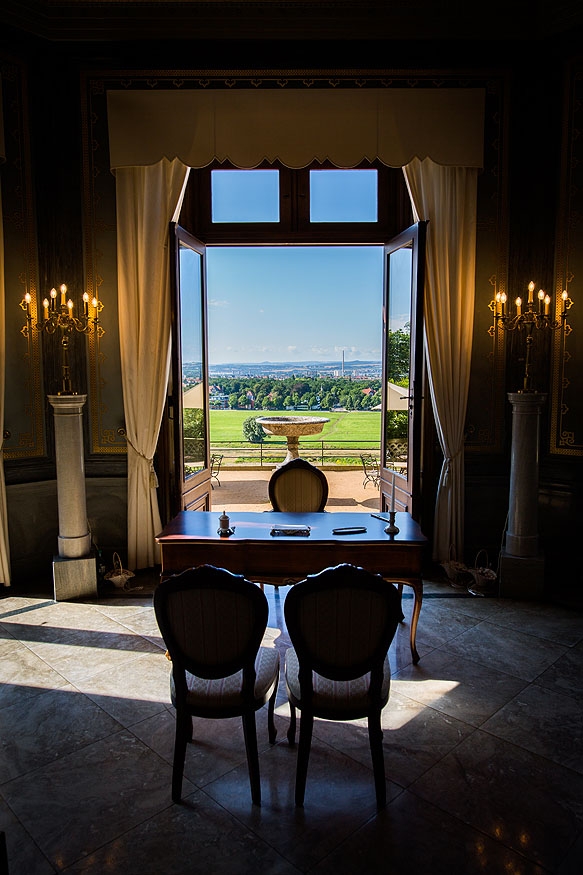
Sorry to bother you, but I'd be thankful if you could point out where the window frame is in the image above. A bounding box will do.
[182,159,411,245]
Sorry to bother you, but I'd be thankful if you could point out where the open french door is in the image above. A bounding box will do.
[167,223,212,515]
[380,221,427,520]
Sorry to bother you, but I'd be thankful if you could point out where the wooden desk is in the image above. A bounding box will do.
[156,511,427,664]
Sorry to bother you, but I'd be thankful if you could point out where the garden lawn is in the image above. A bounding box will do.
[210,409,382,444]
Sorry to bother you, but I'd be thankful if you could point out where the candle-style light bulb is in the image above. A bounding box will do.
[83,291,89,316]
[50,287,57,311]
[67,299,74,313]
[528,281,535,303]
[515,296,522,316]
[24,291,31,316]
[538,289,545,314]
[500,292,507,316]
[60,284,67,305]
[92,297,98,310]
[544,294,551,315]
[562,289,568,314]
[43,298,49,320]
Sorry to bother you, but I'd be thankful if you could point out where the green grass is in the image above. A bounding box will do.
[209,410,382,444]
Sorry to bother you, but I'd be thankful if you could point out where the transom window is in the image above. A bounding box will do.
[182,160,411,244]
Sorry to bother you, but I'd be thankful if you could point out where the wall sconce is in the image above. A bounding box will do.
[20,284,104,395]
[489,281,573,392]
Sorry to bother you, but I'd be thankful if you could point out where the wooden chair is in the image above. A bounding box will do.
[360,453,380,488]
[268,458,328,512]
[154,564,279,805]
[284,563,403,809]
[210,453,223,488]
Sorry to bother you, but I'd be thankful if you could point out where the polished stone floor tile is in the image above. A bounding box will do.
[60,790,301,874]
[393,647,527,726]
[204,738,401,872]
[2,730,194,871]
[1,583,581,874]
[0,638,69,709]
[535,640,583,702]
[482,683,583,774]
[311,789,549,875]
[0,684,122,782]
[439,619,568,681]
[410,730,583,872]
[72,648,171,726]
[484,600,583,647]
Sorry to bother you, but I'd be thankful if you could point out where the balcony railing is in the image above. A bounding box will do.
[184,438,393,468]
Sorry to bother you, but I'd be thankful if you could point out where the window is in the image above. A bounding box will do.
[182,160,411,244]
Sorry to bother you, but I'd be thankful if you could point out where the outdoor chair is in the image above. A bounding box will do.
[210,453,223,488]
[360,453,380,488]
[284,563,404,809]
[268,458,328,512]
[153,564,279,805]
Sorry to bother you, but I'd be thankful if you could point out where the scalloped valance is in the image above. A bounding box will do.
[107,87,485,170]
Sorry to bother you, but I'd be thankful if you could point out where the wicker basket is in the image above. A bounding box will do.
[468,550,497,596]
[104,552,135,589]
[440,546,472,589]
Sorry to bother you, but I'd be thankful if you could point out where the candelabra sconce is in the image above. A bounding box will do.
[488,281,573,392]
[20,284,104,395]
[488,279,575,599]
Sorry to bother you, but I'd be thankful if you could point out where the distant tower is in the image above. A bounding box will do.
[342,349,345,377]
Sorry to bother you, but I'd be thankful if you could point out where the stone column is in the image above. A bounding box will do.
[48,394,97,600]
[499,392,546,598]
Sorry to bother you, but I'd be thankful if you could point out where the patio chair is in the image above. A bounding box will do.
[284,563,403,809]
[154,564,280,805]
[268,458,328,512]
[360,453,380,488]
[210,453,223,488]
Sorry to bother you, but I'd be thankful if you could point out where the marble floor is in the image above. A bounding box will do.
[1,574,582,874]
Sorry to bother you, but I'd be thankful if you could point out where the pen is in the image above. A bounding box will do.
[370,513,394,524]
[332,526,367,534]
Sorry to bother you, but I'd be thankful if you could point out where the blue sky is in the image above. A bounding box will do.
[206,246,385,364]
[193,169,411,364]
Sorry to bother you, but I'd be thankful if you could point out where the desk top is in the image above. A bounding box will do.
[156,510,426,546]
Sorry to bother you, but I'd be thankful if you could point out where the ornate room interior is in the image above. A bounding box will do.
[0,4,582,872]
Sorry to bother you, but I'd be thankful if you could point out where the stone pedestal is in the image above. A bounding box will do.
[48,394,97,600]
[500,392,546,599]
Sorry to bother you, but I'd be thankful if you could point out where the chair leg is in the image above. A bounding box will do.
[368,712,387,809]
[242,711,262,806]
[267,685,278,744]
[172,710,190,802]
[287,702,297,745]
[295,711,313,807]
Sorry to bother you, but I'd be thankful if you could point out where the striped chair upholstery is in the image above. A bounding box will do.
[154,564,279,805]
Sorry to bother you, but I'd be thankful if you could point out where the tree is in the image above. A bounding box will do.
[228,393,239,409]
[243,416,267,443]
[386,324,411,384]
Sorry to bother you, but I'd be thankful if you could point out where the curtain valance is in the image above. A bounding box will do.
[107,88,485,170]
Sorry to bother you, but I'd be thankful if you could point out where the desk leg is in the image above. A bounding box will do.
[392,578,422,665]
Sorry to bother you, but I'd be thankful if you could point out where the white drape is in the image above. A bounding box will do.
[116,158,190,570]
[0,183,10,585]
[403,158,478,564]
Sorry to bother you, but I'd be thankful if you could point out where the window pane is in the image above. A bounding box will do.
[179,243,206,479]
[211,170,280,222]
[310,169,377,223]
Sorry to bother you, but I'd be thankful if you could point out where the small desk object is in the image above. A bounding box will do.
[156,511,427,664]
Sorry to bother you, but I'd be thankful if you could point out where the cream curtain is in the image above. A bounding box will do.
[116,158,190,570]
[0,183,10,585]
[403,157,478,564]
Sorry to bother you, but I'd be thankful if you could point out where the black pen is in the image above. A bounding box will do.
[332,526,367,534]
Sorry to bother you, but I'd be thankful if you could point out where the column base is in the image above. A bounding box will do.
[53,554,98,602]
[499,549,545,600]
